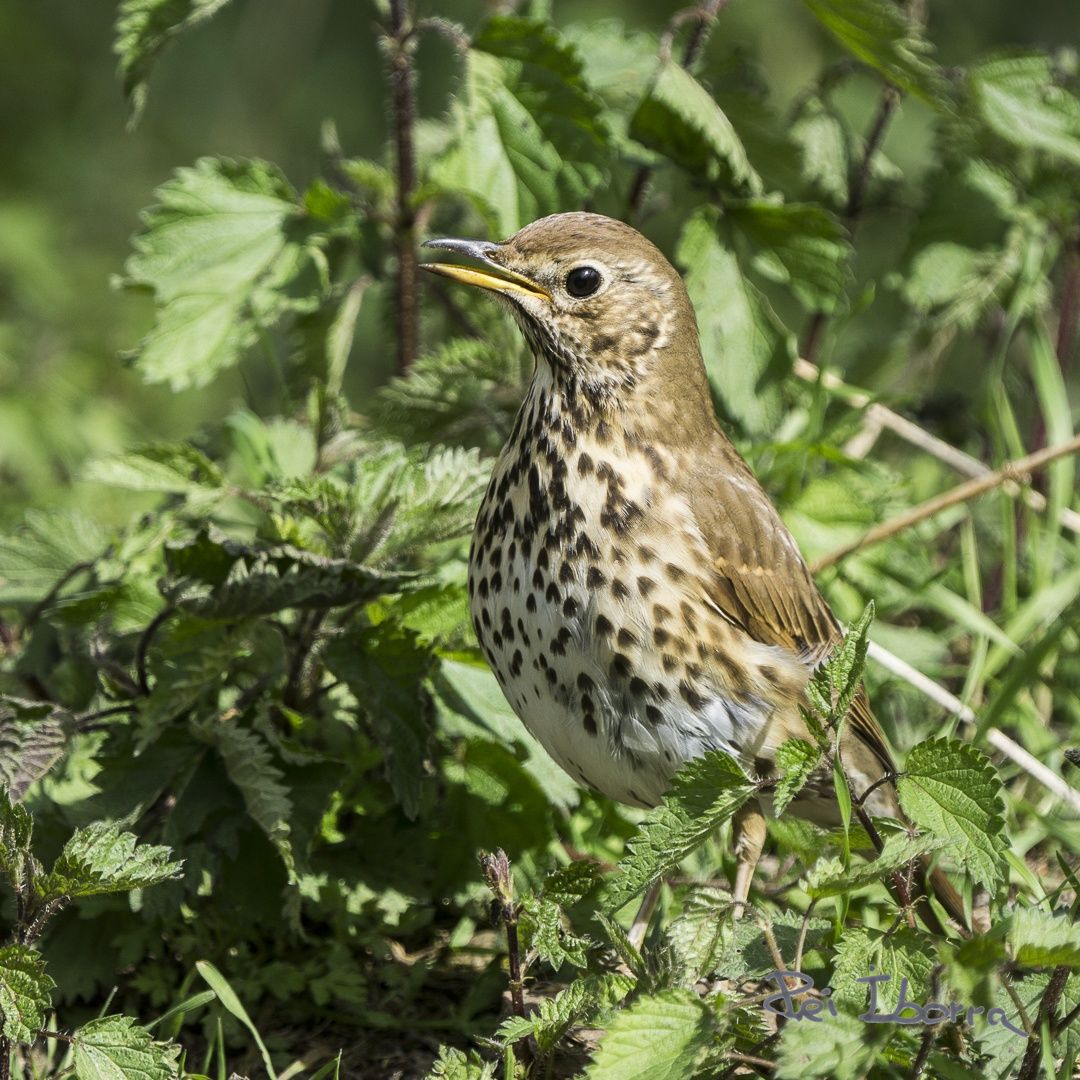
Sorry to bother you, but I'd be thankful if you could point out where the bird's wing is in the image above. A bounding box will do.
[685,433,896,776]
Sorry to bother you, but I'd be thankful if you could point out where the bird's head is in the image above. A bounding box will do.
[423,212,708,411]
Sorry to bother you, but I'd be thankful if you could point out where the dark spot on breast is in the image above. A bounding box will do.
[653,604,671,623]
[759,666,778,683]
[586,566,605,588]
[679,682,706,710]
[559,563,574,584]
[482,610,491,628]
[611,653,632,678]
[595,614,614,637]
[479,578,489,598]
[646,704,663,724]
[526,593,537,613]
[583,713,597,735]
[637,576,656,597]
[653,627,669,646]
[546,583,560,603]
[578,452,594,475]
[662,654,678,674]
[665,562,685,582]
[562,597,579,617]
[612,579,630,600]
[617,628,637,647]
[629,676,648,697]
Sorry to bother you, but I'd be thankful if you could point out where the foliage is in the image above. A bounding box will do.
[1,0,1078,1076]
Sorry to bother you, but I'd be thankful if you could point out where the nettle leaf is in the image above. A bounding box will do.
[603,750,754,913]
[519,896,591,970]
[585,990,713,1080]
[325,625,436,819]
[541,859,605,907]
[0,698,69,802]
[896,737,1007,887]
[73,1014,180,1080]
[115,0,235,122]
[0,787,34,891]
[789,95,850,203]
[630,61,763,194]
[425,1047,496,1080]
[666,887,750,982]
[192,719,296,881]
[802,833,942,899]
[0,944,54,1044]
[0,510,106,604]
[773,737,823,815]
[775,1007,889,1080]
[1009,907,1080,968]
[122,157,325,390]
[726,200,852,313]
[83,443,224,497]
[498,973,633,1056]
[431,16,610,236]
[902,240,1018,329]
[831,927,935,1011]
[802,0,945,103]
[970,55,1080,166]
[806,601,873,725]
[676,209,795,435]
[39,821,181,900]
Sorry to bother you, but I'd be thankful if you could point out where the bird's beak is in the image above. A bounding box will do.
[421,237,550,300]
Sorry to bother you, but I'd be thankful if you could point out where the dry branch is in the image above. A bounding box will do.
[812,433,1080,572]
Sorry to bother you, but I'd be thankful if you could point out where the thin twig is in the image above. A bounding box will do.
[867,640,1080,814]
[628,0,730,218]
[1017,965,1070,1080]
[1056,240,1080,373]
[801,84,901,362]
[135,606,175,696]
[795,358,1080,534]
[73,702,137,730]
[385,0,420,375]
[812,433,1080,572]
[25,560,95,629]
[794,900,817,972]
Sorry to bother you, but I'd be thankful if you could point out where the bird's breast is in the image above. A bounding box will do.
[467,387,792,807]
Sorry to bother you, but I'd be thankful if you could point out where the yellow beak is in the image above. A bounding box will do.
[421,237,549,301]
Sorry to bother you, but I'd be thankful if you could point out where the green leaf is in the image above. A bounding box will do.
[789,95,850,203]
[775,1006,890,1079]
[774,737,823,815]
[191,719,296,882]
[39,822,181,900]
[802,833,943,899]
[73,1014,180,1080]
[195,960,276,1079]
[971,55,1080,166]
[0,699,69,804]
[585,990,712,1080]
[831,927,935,1011]
[630,61,762,194]
[498,973,633,1056]
[726,200,852,313]
[115,0,235,123]
[603,750,754,913]
[430,16,610,236]
[0,787,34,892]
[0,944,54,1044]
[121,158,324,390]
[896,737,1007,887]
[325,625,436,819]
[83,443,224,496]
[425,1047,496,1080]
[802,0,944,102]
[0,510,106,604]
[676,209,795,435]
[519,896,591,970]
[1009,907,1080,968]
[902,241,1019,329]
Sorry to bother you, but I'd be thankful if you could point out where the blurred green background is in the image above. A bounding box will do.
[0,0,1075,530]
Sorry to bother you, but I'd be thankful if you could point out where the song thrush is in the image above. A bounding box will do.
[422,212,963,925]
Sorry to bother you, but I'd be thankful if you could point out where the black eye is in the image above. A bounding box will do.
[565,265,602,298]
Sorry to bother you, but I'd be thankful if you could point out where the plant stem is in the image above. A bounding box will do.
[800,84,900,362]
[628,0,730,218]
[1017,965,1070,1080]
[811,433,1080,571]
[386,0,420,375]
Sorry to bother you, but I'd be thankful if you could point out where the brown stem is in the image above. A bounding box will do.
[628,0,730,218]
[386,0,420,375]
[0,1034,9,1080]
[1056,241,1080,373]
[800,85,900,361]
[136,606,176,696]
[1017,965,1070,1080]
[812,433,1080,572]
[909,967,942,1078]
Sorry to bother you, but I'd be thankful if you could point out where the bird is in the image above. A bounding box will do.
[421,211,964,930]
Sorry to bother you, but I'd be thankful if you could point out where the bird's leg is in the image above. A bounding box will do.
[732,803,767,918]
[627,879,663,951]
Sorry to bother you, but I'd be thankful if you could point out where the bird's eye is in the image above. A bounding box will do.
[565,265,602,298]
